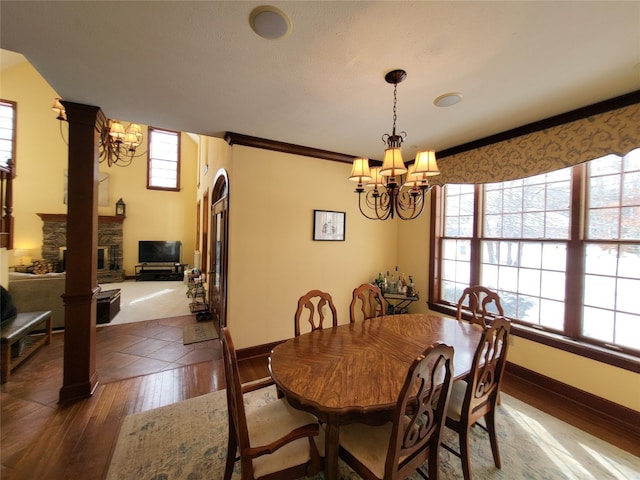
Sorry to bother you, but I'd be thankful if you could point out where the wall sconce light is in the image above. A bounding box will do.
[115,198,126,216]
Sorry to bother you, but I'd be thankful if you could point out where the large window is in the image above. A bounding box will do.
[434,149,640,358]
[147,127,180,190]
[0,100,16,171]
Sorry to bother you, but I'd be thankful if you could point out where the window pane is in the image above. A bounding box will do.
[540,299,564,331]
[502,213,522,238]
[616,278,640,315]
[545,211,570,239]
[588,208,619,239]
[589,174,620,209]
[520,243,542,269]
[523,212,544,237]
[541,270,566,301]
[148,127,179,189]
[615,313,640,350]
[618,244,640,279]
[621,206,640,239]
[485,189,502,215]
[0,101,15,169]
[622,171,640,205]
[441,239,470,304]
[518,294,540,323]
[541,243,566,271]
[589,153,620,176]
[523,185,545,211]
[582,306,614,343]
[518,268,540,296]
[585,244,617,276]
[584,274,616,309]
[481,240,567,328]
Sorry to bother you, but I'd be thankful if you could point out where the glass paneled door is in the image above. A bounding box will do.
[209,171,229,330]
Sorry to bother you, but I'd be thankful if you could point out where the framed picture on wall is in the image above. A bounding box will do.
[313,210,345,241]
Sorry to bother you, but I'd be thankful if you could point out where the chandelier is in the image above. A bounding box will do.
[348,70,440,220]
[52,98,145,167]
[98,118,145,167]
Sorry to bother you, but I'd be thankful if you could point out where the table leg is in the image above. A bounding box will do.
[324,416,340,480]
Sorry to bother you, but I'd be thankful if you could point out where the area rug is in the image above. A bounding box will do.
[106,386,639,480]
[182,321,218,345]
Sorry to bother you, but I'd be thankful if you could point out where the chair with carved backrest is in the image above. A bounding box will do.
[294,289,338,337]
[349,283,386,322]
[221,327,323,480]
[443,317,511,480]
[338,343,454,480]
[456,286,504,327]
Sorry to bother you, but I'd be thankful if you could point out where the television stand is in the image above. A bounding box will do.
[135,263,185,281]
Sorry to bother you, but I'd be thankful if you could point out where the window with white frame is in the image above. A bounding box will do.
[147,127,180,190]
[435,148,640,356]
[0,100,16,170]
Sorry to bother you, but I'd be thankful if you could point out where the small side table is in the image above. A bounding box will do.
[97,289,121,324]
[382,293,419,314]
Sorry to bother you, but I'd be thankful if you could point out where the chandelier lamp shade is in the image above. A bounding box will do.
[348,70,441,220]
[52,98,146,167]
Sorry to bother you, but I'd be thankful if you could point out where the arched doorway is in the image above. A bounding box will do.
[209,169,229,330]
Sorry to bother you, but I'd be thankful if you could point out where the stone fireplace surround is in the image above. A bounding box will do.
[37,213,125,283]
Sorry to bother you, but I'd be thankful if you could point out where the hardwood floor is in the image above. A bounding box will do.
[1,317,638,479]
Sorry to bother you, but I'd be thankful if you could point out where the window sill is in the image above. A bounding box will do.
[427,303,640,374]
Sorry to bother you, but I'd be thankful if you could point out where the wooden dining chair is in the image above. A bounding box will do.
[338,343,454,480]
[456,285,504,327]
[221,327,323,480]
[350,283,386,322]
[294,289,338,336]
[442,317,511,480]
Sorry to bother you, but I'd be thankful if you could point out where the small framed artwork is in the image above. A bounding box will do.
[313,210,346,241]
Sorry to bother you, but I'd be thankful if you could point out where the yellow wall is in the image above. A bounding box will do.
[225,145,394,349]
[1,61,67,261]
[509,336,640,411]
[0,60,198,277]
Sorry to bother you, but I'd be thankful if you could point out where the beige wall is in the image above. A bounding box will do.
[508,336,640,411]
[0,59,198,277]
[225,145,395,349]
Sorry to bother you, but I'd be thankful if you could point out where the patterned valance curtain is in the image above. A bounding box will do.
[433,102,640,185]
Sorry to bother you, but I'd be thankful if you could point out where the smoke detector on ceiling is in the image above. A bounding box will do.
[250,6,292,40]
[434,92,463,107]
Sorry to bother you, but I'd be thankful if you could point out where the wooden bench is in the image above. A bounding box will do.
[1,311,52,383]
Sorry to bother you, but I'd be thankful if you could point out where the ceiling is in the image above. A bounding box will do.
[1,1,639,162]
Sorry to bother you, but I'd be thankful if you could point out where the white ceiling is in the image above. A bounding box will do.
[1,1,639,162]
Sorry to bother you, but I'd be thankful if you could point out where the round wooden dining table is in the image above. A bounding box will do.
[268,313,483,480]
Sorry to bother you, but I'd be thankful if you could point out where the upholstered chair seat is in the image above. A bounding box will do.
[338,416,416,479]
[247,399,325,478]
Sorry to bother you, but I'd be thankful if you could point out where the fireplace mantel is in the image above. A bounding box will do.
[37,213,125,224]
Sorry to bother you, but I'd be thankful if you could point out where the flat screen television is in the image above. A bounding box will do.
[138,241,182,264]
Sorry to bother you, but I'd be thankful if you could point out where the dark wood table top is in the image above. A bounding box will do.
[269,313,482,418]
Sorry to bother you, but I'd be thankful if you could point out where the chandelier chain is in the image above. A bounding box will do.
[392,83,398,136]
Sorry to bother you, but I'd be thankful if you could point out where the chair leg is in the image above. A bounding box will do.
[428,441,440,480]
[459,426,473,480]
[485,410,501,469]
[224,429,238,480]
